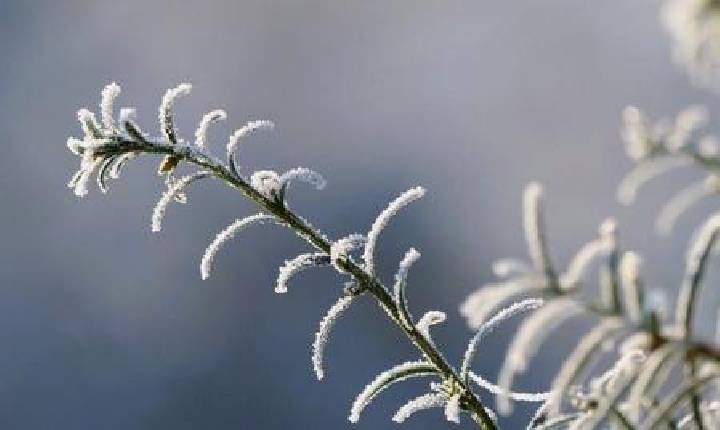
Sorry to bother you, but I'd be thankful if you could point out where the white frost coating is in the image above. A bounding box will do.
[546,318,624,417]
[662,0,720,89]
[394,248,420,300]
[159,83,192,143]
[460,277,545,330]
[312,295,353,381]
[392,393,447,423]
[108,152,136,179]
[66,137,84,156]
[119,107,136,124]
[329,233,365,273]
[625,343,678,421]
[656,179,715,236]
[493,258,532,278]
[666,105,708,150]
[620,251,643,323]
[200,213,276,280]
[151,171,210,232]
[461,299,544,379]
[77,108,102,139]
[469,372,549,403]
[523,182,553,276]
[577,349,646,429]
[250,170,281,199]
[363,186,426,275]
[276,252,328,294]
[348,360,435,423]
[416,310,446,342]
[226,120,275,157]
[278,167,327,191]
[678,401,720,428]
[72,154,103,197]
[621,106,656,161]
[497,298,583,415]
[444,394,461,424]
[559,236,612,290]
[194,109,226,148]
[100,82,121,132]
[677,213,720,332]
[617,158,690,205]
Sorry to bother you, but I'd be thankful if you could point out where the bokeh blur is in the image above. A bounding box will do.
[1,0,719,428]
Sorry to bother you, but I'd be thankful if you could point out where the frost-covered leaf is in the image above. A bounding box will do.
[348,360,438,423]
[200,213,278,280]
[312,295,354,381]
[362,186,425,275]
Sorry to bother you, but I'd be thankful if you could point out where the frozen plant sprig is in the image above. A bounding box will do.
[67,83,720,429]
[65,83,500,429]
[460,178,720,428]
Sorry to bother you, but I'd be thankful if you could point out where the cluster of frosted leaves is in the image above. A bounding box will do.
[460,182,720,428]
[662,0,720,91]
[617,105,720,237]
[67,83,330,282]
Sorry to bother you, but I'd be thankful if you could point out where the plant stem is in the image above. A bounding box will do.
[93,139,498,429]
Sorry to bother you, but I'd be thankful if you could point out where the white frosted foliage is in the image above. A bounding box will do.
[468,371,549,402]
[676,213,720,332]
[312,295,353,381]
[617,158,690,205]
[416,310,446,342]
[200,213,276,280]
[497,298,583,414]
[546,318,624,417]
[159,83,192,143]
[461,299,544,379]
[329,233,365,273]
[348,360,436,423]
[100,82,121,132]
[523,182,553,276]
[279,167,327,191]
[444,394,461,424]
[151,171,210,232]
[363,186,426,275]
[460,277,545,330]
[276,252,328,294]
[620,251,643,323]
[392,393,447,423]
[250,170,282,199]
[194,109,227,148]
[226,120,275,158]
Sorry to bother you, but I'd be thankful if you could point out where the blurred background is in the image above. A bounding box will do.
[1,0,719,428]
